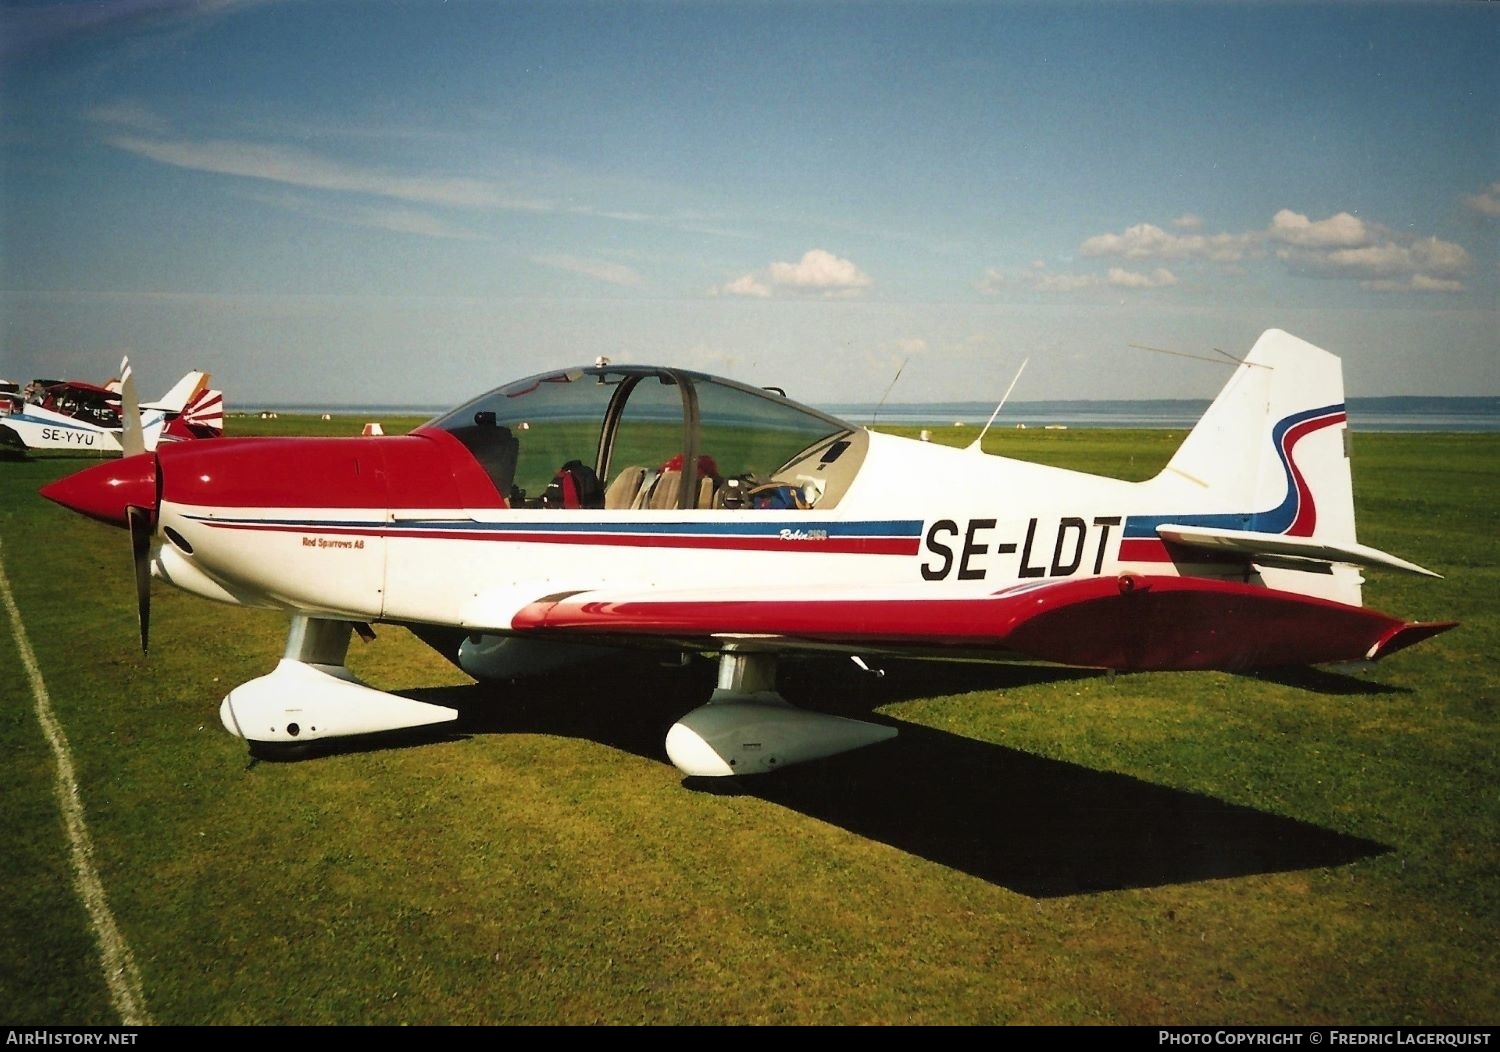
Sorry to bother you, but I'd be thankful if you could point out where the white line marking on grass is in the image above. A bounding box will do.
[0,538,154,1026]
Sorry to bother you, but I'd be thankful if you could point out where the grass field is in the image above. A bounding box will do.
[1,418,1495,1025]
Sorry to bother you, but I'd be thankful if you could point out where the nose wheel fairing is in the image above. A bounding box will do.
[220,616,457,750]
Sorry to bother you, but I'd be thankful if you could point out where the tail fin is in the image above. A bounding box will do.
[159,387,225,443]
[1150,330,1375,604]
[1161,329,1355,543]
[143,371,212,414]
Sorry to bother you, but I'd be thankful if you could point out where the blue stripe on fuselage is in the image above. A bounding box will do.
[183,514,924,538]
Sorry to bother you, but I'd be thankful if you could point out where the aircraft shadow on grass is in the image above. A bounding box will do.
[296,655,1388,899]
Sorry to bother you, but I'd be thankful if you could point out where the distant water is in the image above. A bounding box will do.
[253,396,1499,432]
[264,404,447,418]
[824,396,1500,433]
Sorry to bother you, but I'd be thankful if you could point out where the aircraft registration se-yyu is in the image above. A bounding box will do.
[41,329,1455,776]
[0,358,223,455]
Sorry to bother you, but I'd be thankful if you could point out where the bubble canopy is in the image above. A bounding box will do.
[420,365,856,509]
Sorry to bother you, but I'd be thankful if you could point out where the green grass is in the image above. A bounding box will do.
[1,422,1495,1024]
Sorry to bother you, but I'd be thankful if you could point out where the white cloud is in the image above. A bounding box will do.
[1363,275,1466,293]
[103,129,689,231]
[242,190,484,241]
[974,267,1006,294]
[767,249,873,291]
[679,344,740,374]
[1315,243,1414,273]
[1080,222,1256,263]
[108,133,550,211]
[1463,181,1500,218]
[1079,208,1475,295]
[1032,272,1100,292]
[1172,213,1203,230]
[534,254,646,288]
[340,206,483,241]
[721,249,872,299]
[1267,209,1378,249]
[87,100,171,134]
[1408,237,1473,276]
[1280,234,1471,287]
[1107,267,1179,289]
[719,274,772,298]
[979,264,1177,293]
[3,0,262,60]
[1409,274,1467,293]
[1337,239,1465,276]
[1080,223,1175,258]
[895,337,929,356]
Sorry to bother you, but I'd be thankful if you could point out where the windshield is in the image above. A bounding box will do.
[423,365,853,509]
[48,385,121,428]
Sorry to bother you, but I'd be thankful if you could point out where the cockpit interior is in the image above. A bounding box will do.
[422,365,868,512]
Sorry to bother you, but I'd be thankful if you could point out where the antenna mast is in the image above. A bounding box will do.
[1128,343,1268,370]
[966,358,1028,452]
[868,358,907,428]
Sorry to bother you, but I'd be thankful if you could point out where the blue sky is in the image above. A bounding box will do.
[2,0,1495,407]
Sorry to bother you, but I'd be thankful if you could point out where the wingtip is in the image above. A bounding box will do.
[1365,620,1460,661]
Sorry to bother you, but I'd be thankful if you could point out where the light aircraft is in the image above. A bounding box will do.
[40,330,1455,776]
[0,358,223,455]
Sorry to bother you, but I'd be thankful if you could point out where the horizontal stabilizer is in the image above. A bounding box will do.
[1155,523,1441,578]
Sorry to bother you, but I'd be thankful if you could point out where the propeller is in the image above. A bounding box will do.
[119,356,145,458]
[121,356,150,650]
[39,419,160,653]
[127,505,152,653]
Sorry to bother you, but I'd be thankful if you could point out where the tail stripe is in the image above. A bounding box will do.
[1124,403,1345,540]
[1277,405,1346,536]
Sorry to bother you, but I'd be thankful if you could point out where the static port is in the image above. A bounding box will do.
[287,722,300,737]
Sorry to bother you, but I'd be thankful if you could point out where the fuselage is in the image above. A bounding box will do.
[141,425,1285,632]
[0,402,143,452]
[41,352,1364,639]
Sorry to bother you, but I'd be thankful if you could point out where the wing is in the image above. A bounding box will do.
[510,575,1456,672]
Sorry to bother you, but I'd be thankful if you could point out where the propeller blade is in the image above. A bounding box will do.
[127,504,152,653]
[119,356,145,457]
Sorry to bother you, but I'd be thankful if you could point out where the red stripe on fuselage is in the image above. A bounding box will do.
[193,518,918,555]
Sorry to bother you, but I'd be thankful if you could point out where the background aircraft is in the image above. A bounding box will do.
[40,330,1454,776]
[0,358,223,455]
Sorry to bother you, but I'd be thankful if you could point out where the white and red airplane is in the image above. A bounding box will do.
[40,330,1455,775]
[0,358,223,455]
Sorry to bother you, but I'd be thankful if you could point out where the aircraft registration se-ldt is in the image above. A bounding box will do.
[41,329,1456,776]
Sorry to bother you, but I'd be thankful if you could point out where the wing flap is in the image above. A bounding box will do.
[513,576,1456,671]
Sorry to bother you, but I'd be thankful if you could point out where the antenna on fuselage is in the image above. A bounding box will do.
[1128,343,1269,370]
[966,358,1028,453]
[868,357,907,428]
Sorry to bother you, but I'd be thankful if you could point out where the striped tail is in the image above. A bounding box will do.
[1149,329,1365,604]
[160,387,225,443]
